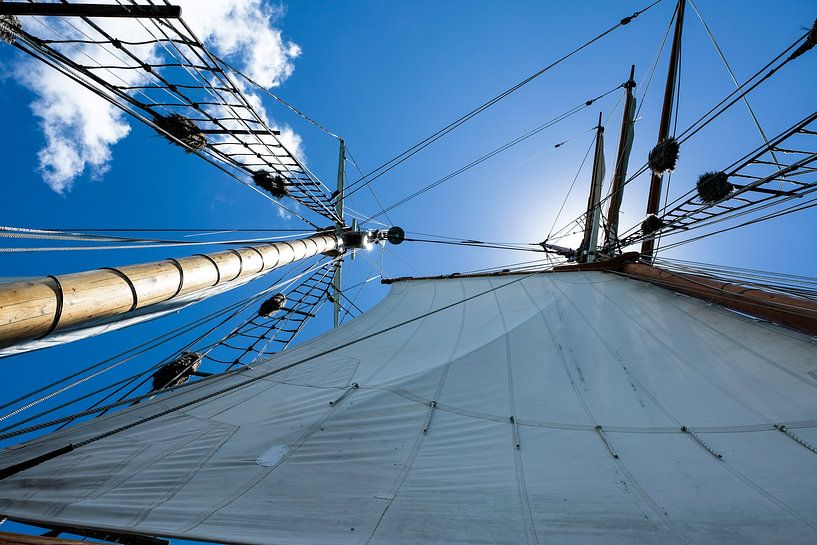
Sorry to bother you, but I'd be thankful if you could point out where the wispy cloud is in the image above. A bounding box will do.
[17,0,301,193]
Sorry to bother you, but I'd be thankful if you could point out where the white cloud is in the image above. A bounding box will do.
[18,0,301,193]
[176,0,301,88]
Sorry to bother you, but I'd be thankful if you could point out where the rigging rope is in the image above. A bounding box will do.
[0,274,534,455]
[548,25,814,253]
[404,238,543,253]
[0,229,328,252]
[11,12,338,225]
[0,257,334,431]
[687,0,783,174]
[361,85,623,223]
[338,0,663,202]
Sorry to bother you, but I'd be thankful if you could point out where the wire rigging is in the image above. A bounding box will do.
[361,85,623,223]
[548,22,816,254]
[0,256,336,432]
[10,5,340,225]
[338,0,663,203]
[687,0,782,174]
[613,109,817,252]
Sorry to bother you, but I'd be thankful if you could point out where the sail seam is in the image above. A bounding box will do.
[364,281,467,544]
[492,284,539,545]
[519,278,692,543]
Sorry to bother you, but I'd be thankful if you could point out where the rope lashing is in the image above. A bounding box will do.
[681,426,723,460]
[0,14,21,44]
[329,383,359,407]
[422,401,437,434]
[776,425,817,455]
[509,416,520,449]
[595,425,620,459]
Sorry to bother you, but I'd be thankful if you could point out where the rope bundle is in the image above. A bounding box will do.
[258,293,287,317]
[696,170,733,203]
[153,113,207,151]
[0,15,21,44]
[253,171,289,198]
[151,352,202,391]
[641,214,666,235]
[648,137,680,175]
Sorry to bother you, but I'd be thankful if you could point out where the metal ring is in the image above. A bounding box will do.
[41,276,64,338]
[227,249,244,280]
[282,241,297,265]
[167,258,185,298]
[304,237,318,254]
[195,254,221,286]
[100,267,138,312]
[243,246,266,272]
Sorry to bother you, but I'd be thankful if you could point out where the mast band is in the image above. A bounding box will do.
[166,258,185,298]
[40,275,64,338]
[194,254,221,286]
[100,267,138,312]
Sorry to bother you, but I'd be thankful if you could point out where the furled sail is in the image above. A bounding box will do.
[1,271,816,545]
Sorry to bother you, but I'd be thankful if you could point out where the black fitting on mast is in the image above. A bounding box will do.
[642,0,686,260]
[338,226,405,251]
[0,3,182,19]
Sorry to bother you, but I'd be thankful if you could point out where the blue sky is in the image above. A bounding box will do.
[0,0,815,536]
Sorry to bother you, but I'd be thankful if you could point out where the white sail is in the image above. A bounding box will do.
[0,271,816,545]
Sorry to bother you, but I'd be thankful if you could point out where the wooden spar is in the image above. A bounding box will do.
[390,253,817,336]
[603,65,637,251]
[333,139,346,328]
[0,233,338,351]
[0,529,165,545]
[641,0,686,260]
[0,3,181,18]
[619,262,817,336]
[0,532,96,545]
[579,113,605,263]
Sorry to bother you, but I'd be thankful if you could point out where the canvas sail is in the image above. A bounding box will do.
[0,271,816,545]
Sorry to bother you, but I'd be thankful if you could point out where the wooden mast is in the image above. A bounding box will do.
[619,262,817,336]
[0,233,338,351]
[641,0,685,260]
[555,255,817,336]
[603,65,637,253]
[332,139,346,327]
[579,112,605,263]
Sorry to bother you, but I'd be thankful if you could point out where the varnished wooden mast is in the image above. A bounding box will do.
[603,65,637,251]
[0,233,338,351]
[555,255,817,336]
[641,0,685,260]
[0,531,106,545]
[332,138,346,328]
[619,262,817,336]
[579,112,605,263]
